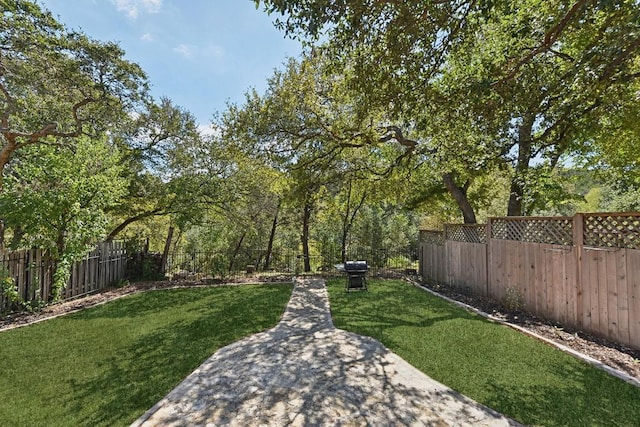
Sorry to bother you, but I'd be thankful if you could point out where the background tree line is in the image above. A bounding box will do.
[1,0,638,298]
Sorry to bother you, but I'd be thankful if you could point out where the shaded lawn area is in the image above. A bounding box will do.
[327,279,640,427]
[0,283,292,427]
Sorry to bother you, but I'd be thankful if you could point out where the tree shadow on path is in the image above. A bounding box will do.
[133,277,521,426]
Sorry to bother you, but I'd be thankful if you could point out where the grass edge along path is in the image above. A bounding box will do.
[327,278,640,427]
[0,283,293,427]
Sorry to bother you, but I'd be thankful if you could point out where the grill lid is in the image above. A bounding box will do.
[344,261,368,272]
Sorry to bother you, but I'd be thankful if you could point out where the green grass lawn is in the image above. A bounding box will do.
[327,278,640,427]
[0,283,292,427]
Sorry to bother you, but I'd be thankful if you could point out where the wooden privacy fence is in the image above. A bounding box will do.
[419,212,640,351]
[0,241,127,310]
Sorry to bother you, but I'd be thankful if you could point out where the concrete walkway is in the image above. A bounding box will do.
[132,277,522,426]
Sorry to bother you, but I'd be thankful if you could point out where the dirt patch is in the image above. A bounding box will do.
[0,276,292,332]
[420,281,640,382]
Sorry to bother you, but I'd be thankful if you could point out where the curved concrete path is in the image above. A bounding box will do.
[132,277,522,426]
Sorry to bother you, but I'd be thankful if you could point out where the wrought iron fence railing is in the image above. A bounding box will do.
[165,247,419,281]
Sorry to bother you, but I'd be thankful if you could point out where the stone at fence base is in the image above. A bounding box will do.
[172,271,188,280]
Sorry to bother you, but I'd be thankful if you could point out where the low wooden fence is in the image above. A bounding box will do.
[419,212,640,351]
[0,241,127,310]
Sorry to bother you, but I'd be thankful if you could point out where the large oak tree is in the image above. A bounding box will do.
[0,0,148,190]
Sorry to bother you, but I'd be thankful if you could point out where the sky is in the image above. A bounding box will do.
[38,0,303,127]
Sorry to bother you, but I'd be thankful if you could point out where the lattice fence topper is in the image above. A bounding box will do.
[419,230,445,245]
[491,217,573,245]
[584,213,640,249]
[445,224,487,243]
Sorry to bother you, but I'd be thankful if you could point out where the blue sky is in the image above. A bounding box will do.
[38,0,302,127]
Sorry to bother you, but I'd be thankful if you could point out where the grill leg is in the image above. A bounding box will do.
[346,274,367,291]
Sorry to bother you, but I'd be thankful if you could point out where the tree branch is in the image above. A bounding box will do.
[492,0,594,86]
[379,125,418,149]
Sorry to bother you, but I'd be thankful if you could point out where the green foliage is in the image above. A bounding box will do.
[105,97,215,246]
[0,0,148,182]
[0,266,44,312]
[502,287,524,312]
[0,137,127,300]
[257,0,640,219]
[0,268,19,310]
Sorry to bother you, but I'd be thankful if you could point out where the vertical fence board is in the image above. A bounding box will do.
[489,239,502,300]
[26,249,34,301]
[533,244,545,317]
[34,249,42,302]
[590,250,602,334]
[616,249,629,347]
[83,255,90,293]
[470,242,488,295]
[522,243,534,313]
[515,241,525,306]
[507,240,518,301]
[606,250,620,343]
[43,252,51,302]
[598,250,609,339]
[581,249,593,332]
[543,246,552,318]
[17,252,26,301]
[447,242,459,288]
[91,250,97,290]
[561,248,578,328]
[573,215,584,329]
[548,247,558,321]
[627,249,640,350]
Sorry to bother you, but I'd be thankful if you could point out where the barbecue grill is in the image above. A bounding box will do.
[344,260,368,291]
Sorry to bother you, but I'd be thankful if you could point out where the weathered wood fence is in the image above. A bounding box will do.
[419,212,640,351]
[0,241,127,310]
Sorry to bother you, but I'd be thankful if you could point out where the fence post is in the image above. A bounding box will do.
[486,218,493,298]
[443,225,449,285]
[418,231,424,278]
[573,213,584,329]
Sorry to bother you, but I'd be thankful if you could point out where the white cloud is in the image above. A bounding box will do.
[140,33,154,42]
[173,44,194,59]
[204,45,225,58]
[112,0,162,19]
[173,43,225,60]
[198,124,219,137]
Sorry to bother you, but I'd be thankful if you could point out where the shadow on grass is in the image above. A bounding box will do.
[327,278,482,350]
[326,279,640,427]
[131,277,518,426]
[63,284,293,426]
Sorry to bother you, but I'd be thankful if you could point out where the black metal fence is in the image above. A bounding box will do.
[165,247,419,281]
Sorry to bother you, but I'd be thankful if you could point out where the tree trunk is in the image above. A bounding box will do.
[0,138,18,194]
[50,228,67,302]
[228,231,246,273]
[106,209,163,241]
[340,227,349,264]
[160,225,174,274]
[301,201,312,272]
[442,173,477,224]
[0,221,4,255]
[263,200,280,271]
[507,114,535,216]
[340,183,367,263]
[9,225,23,250]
